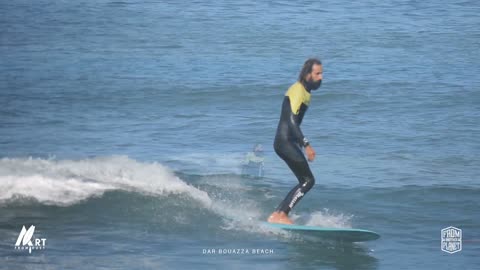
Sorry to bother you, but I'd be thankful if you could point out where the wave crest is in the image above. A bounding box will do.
[0,156,212,207]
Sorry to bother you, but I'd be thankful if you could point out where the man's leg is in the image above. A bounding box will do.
[269,143,315,224]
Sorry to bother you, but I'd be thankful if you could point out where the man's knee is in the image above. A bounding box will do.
[302,176,315,192]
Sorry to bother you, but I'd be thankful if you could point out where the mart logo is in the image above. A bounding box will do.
[14,225,47,254]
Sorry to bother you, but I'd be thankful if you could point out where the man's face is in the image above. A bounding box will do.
[306,64,323,90]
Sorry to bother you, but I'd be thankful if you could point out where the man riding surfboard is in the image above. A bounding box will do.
[268,58,323,224]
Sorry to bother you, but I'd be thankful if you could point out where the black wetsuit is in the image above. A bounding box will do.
[273,81,315,215]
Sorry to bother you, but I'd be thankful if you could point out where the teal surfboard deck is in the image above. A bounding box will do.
[264,223,380,242]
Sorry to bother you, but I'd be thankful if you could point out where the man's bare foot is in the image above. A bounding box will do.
[267,211,293,224]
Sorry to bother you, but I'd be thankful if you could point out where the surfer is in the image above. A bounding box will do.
[268,58,323,224]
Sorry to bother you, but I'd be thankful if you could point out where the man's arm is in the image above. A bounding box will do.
[284,99,314,161]
[287,108,308,147]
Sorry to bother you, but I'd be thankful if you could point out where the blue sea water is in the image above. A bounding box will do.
[1,0,479,269]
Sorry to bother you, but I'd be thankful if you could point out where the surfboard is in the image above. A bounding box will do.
[263,222,380,242]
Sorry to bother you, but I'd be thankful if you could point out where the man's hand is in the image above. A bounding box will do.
[305,145,316,162]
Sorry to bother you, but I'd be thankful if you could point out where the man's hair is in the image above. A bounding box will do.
[298,58,322,85]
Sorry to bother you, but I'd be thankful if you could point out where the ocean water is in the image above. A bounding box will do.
[1,0,479,269]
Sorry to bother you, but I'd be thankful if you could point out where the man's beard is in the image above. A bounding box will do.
[306,79,322,90]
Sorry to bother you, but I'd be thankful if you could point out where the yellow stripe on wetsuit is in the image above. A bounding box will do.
[285,82,311,115]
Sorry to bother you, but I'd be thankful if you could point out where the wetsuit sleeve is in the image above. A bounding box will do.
[285,97,308,147]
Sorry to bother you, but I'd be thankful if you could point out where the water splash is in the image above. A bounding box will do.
[0,156,212,207]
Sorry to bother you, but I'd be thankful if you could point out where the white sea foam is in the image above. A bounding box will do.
[0,156,212,206]
[292,209,353,228]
